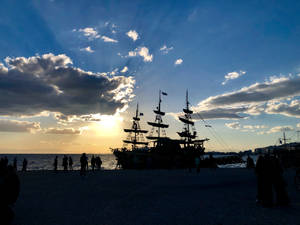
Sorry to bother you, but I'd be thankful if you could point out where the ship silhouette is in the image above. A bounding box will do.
[113,90,215,169]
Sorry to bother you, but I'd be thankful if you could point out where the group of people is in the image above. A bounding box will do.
[1,156,28,172]
[52,154,102,175]
[255,154,290,207]
[79,154,102,176]
[53,155,73,171]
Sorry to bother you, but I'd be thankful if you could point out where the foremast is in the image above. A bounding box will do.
[177,90,208,148]
[147,90,169,141]
[123,104,148,150]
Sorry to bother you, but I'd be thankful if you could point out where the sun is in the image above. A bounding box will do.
[90,114,124,137]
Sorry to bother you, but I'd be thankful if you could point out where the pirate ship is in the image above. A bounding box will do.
[113,90,209,169]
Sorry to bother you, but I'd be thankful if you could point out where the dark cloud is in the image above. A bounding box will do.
[188,76,300,119]
[202,76,300,107]
[0,119,40,133]
[0,53,134,117]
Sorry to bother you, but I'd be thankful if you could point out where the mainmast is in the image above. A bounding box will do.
[147,90,169,141]
[123,104,148,150]
[177,90,197,146]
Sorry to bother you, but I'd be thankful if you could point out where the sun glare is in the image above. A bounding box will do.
[91,115,124,136]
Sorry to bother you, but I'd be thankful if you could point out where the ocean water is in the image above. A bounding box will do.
[0,154,257,170]
[0,154,117,171]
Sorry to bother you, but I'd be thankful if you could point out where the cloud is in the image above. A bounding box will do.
[160,45,174,54]
[225,122,240,129]
[128,47,153,62]
[267,126,294,134]
[80,46,94,53]
[222,70,246,85]
[200,75,300,109]
[174,58,183,66]
[265,100,300,118]
[44,127,82,135]
[101,36,118,43]
[77,27,100,40]
[0,119,40,133]
[121,66,128,73]
[177,75,300,120]
[0,53,135,118]
[126,30,139,41]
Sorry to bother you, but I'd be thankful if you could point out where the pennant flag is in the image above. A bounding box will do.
[162,92,168,96]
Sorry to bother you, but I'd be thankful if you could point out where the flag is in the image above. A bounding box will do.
[162,92,168,96]
[205,125,212,128]
[140,113,144,116]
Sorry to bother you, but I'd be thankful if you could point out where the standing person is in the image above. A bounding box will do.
[246,155,255,168]
[271,155,290,206]
[80,153,88,176]
[13,157,17,171]
[68,156,73,171]
[98,156,102,170]
[91,155,95,171]
[62,155,68,171]
[22,158,28,172]
[53,156,58,171]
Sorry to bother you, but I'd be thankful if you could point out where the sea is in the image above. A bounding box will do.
[0,154,258,170]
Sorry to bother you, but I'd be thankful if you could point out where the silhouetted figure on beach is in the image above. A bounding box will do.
[209,154,217,169]
[62,155,68,171]
[13,157,17,171]
[271,155,290,206]
[0,162,20,225]
[255,154,289,207]
[91,155,96,171]
[68,156,73,171]
[80,153,88,176]
[96,156,102,170]
[3,156,8,167]
[246,155,255,169]
[53,156,58,171]
[22,158,28,172]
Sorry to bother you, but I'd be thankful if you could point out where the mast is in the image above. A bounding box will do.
[177,90,197,146]
[123,103,148,150]
[147,90,169,141]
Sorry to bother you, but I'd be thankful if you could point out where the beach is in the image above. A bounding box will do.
[14,169,300,225]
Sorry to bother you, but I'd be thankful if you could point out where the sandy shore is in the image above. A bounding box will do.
[13,169,300,225]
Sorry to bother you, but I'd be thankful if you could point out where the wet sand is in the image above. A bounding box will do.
[14,169,300,225]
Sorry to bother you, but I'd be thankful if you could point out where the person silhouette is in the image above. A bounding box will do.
[62,155,68,171]
[0,163,20,225]
[80,153,88,176]
[91,155,95,171]
[22,158,28,172]
[13,157,17,171]
[246,155,255,168]
[53,156,58,171]
[68,156,73,171]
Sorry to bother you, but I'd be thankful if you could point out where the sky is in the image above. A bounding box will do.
[0,0,300,153]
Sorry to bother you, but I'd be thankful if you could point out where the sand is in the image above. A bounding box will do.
[13,169,300,225]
